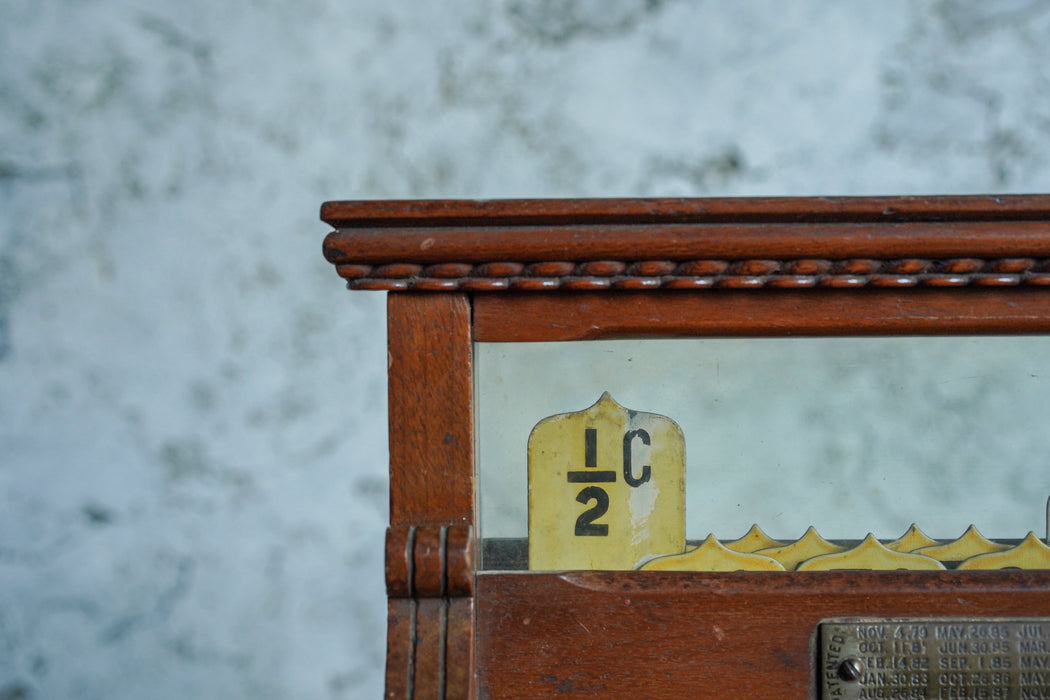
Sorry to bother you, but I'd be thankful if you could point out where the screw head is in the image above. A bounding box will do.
[838,657,865,682]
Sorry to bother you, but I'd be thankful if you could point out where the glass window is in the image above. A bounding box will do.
[476,337,1050,570]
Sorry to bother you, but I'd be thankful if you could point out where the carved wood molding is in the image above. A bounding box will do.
[386,524,474,599]
[331,257,1050,292]
[321,196,1050,293]
[385,525,474,699]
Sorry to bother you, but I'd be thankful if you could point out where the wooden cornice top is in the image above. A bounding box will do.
[320,196,1050,292]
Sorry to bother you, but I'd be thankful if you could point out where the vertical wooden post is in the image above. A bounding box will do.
[387,293,474,527]
[385,293,475,699]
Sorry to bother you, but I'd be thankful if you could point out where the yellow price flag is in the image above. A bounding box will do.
[528,393,686,570]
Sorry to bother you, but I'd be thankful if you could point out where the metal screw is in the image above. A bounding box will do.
[838,657,865,682]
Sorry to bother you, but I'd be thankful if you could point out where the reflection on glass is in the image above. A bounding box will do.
[476,337,1050,570]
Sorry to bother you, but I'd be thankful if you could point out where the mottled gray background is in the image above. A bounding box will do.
[2,1,1050,697]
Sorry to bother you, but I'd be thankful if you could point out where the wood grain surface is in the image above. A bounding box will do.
[476,571,1050,699]
[325,222,1050,267]
[474,288,1050,342]
[387,293,473,527]
[321,195,1050,229]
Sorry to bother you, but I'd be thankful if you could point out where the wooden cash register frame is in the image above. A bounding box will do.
[321,196,1050,699]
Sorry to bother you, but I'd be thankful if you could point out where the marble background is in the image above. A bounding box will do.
[2,1,1050,697]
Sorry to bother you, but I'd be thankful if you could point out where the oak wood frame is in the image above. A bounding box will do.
[321,196,1050,699]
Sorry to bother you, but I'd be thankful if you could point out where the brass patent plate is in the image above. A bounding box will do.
[820,619,1050,700]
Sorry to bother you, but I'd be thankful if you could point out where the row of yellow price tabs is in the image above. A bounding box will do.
[527,393,1050,572]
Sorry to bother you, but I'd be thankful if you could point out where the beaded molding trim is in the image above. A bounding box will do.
[335,258,1050,292]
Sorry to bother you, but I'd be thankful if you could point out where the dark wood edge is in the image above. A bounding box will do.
[474,288,1050,342]
[322,195,1050,228]
[385,525,414,598]
[385,599,414,699]
[414,599,446,700]
[387,293,474,526]
[446,597,475,700]
[499,568,1050,593]
[411,598,475,700]
[324,222,1050,270]
[476,570,1050,699]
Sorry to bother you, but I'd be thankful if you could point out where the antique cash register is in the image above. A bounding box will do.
[321,196,1050,699]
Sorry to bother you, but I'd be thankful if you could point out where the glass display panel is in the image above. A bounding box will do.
[476,337,1050,571]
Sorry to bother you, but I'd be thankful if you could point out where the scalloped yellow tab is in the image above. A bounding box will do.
[885,523,940,553]
[797,533,945,571]
[913,524,1010,562]
[528,393,685,570]
[756,526,846,571]
[639,534,785,572]
[957,532,1050,570]
[723,524,783,553]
